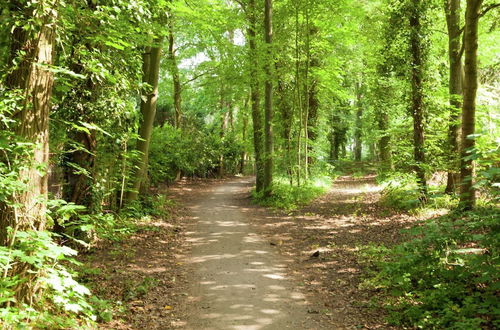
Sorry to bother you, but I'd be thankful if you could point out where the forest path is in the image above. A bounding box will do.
[181,177,323,329]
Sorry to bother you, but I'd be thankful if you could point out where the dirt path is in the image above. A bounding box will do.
[86,175,418,329]
[182,178,324,329]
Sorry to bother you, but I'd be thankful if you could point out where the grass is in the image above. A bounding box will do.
[252,175,333,210]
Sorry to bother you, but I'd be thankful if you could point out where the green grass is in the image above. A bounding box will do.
[252,175,333,210]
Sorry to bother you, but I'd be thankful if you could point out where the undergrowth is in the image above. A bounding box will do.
[358,208,499,329]
[252,175,333,210]
[379,173,458,212]
[0,194,173,328]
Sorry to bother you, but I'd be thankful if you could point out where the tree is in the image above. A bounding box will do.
[246,0,264,192]
[443,0,463,194]
[409,0,428,197]
[0,0,58,246]
[459,0,482,209]
[126,41,163,203]
[263,0,274,196]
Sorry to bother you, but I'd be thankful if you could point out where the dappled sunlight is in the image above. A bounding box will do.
[185,179,310,329]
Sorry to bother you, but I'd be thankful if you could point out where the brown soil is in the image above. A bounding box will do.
[83,175,420,329]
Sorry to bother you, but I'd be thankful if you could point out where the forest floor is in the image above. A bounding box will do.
[82,175,422,329]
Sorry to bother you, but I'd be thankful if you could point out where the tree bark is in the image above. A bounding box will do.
[0,1,57,246]
[263,0,274,197]
[126,42,163,203]
[409,0,428,197]
[247,0,264,192]
[460,0,483,209]
[444,0,463,194]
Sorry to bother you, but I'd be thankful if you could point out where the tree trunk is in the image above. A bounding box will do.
[126,42,163,203]
[263,0,274,197]
[409,0,428,197]
[0,2,57,246]
[354,82,363,162]
[247,0,264,192]
[64,130,97,208]
[377,109,392,172]
[277,76,293,184]
[168,16,182,129]
[240,101,249,174]
[444,0,463,194]
[460,0,482,209]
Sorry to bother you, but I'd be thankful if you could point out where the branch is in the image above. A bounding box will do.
[479,3,500,18]
[181,67,218,88]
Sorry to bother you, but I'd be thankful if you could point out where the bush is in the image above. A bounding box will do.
[359,208,499,329]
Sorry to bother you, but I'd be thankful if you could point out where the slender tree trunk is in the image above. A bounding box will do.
[0,1,57,246]
[277,76,293,184]
[263,0,274,196]
[247,0,264,192]
[444,0,463,194]
[307,55,319,167]
[168,15,182,129]
[126,42,163,203]
[218,84,229,178]
[409,0,428,197]
[460,0,483,209]
[295,1,302,186]
[240,100,249,174]
[354,82,363,162]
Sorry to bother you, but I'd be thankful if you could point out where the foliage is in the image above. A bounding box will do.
[122,194,174,220]
[359,208,500,329]
[379,173,459,212]
[0,230,95,328]
[253,175,333,210]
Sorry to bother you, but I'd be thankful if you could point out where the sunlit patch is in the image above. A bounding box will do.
[230,304,254,309]
[267,285,285,290]
[263,273,285,280]
[260,309,281,315]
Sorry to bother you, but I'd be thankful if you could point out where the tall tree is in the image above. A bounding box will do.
[354,81,364,162]
[444,0,463,194]
[246,0,264,192]
[263,0,274,196]
[168,11,182,129]
[459,0,483,209]
[409,0,428,197]
[126,41,163,203]
[0,0,58,246]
